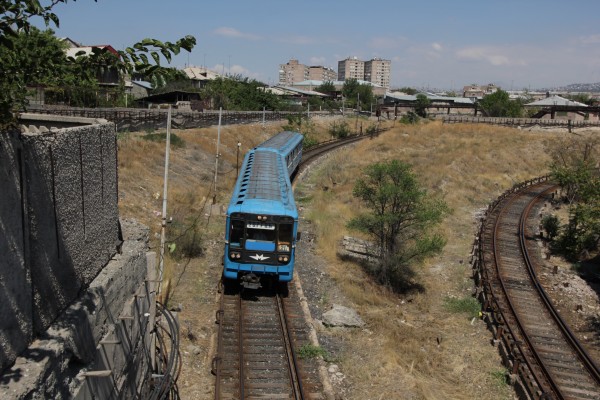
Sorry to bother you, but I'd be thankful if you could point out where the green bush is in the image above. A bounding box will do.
[541,214,560,240]
[329,120,350,138]
[168,217,203,260]
[365,124,378,135]
[302,135,319,149]
[400,111,419,124]
[142,132,185,148]
[297,344,329,360]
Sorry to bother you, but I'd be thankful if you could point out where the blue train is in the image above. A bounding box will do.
[223,131,303,288]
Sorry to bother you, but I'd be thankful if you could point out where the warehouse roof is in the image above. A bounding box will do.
[526,95,588,107]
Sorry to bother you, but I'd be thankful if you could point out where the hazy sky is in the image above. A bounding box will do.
[38,0,600,91]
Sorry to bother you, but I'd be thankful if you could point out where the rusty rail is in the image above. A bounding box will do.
[473,177,600,399]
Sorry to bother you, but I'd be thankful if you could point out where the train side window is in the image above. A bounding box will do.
[230,220,244,247]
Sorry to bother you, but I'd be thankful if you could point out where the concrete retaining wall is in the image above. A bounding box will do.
[0,220,155,399]
[0,118,120,372]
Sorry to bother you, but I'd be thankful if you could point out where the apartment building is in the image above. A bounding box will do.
[338,56,391,88]
[279,59,309,86]
[364,58,391,88]
[463,83,499,98]
[338,57,365,81]
[308,65,337,82]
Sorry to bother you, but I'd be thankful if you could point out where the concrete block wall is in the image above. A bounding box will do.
[0,118,120,371]
[0,220,155,399]
[0,130,32,374]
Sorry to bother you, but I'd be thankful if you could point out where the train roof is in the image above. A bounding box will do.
[255,131,303,156]
[226,148,297,217]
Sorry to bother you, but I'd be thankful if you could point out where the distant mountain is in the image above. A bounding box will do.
[540,82,600,92]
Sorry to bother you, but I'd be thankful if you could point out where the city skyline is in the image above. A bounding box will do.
[34,0,600,91]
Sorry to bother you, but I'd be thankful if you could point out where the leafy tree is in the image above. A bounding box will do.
[201,76,281,111]
[314,80,336,96]
[477,89,523,117]
[342,78,373,111]
[414,93,431,117]
[550,138,598,204]
[307,95,323,110]
[0,26,71,119]
[397,87,417,95]
[348,160,449,290]
[0,0,70,42]
[566,93,593,106]
[549,137,599,259]
[0,0,196,127]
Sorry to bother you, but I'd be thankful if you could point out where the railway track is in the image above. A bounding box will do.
[475,178,600,399]
[297,129,383,177]
[212,283,324,399]
[212,128,384,399]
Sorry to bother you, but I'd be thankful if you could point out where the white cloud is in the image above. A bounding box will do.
[578,34,600,45]
[277,35,315,45]
[213,27,261,40]
[455,46,526,67]
[309,56,326,65]
[212,63,261,80]
[431,42,443,51]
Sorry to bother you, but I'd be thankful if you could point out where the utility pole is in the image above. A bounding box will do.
[213,107,223,204]
[236,142,241,180]
[158,106,172,297]
[355,93,360,134]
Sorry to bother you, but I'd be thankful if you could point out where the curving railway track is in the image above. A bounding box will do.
[475,178,600,400]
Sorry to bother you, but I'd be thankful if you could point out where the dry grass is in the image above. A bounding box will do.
[117,117,590,399]
[301,120,584,399]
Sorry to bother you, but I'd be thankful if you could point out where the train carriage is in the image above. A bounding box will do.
[223,131,303,288]
[255,130,303,177]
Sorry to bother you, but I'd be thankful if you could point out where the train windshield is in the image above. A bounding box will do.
[229,219,294,251]
[246,222,276,242]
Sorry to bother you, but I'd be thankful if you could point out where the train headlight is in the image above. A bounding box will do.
[230,252,241,259]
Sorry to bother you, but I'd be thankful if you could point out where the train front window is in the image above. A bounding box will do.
[246,222,276,242]
[230,220,244,247]
[278,223,293,252]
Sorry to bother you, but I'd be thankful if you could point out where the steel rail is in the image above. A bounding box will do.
[276,290,305,400]
[492,182,558,398]
[519,186,600,387]
[237,290,245,400]
[487,180,600,399]
[213,284,225,400]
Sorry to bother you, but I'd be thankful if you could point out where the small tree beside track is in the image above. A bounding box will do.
[347,159,449,291]
[547,137,600,260]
